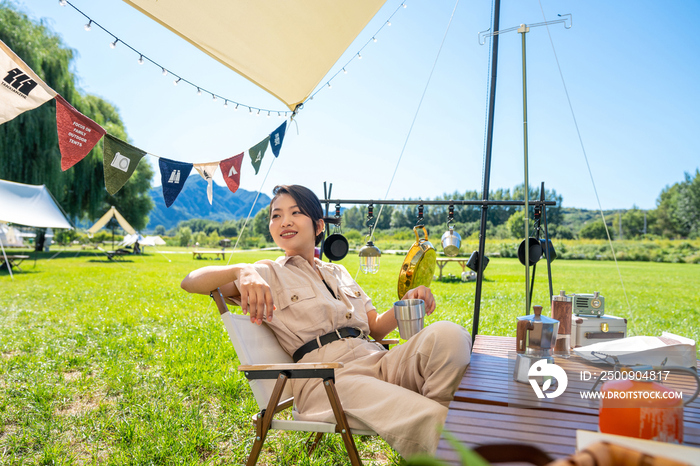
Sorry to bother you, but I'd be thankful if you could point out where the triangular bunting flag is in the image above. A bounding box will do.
[220,152,244,194]
[0,39,57,124]
[159,158,193,208]
[249,136,270,174]
[55,95,106,171]
[193,162,219,205]
[102,134,146,195]
[269,121,287,158]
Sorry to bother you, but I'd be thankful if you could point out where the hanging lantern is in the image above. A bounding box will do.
[359,236,381,274]
[359,204,381,273]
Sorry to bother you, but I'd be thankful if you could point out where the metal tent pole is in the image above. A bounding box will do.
[472,0,502,341]
[519,24,531,314]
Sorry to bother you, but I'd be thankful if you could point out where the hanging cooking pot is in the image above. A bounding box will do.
[324,231,348,261]
[397,226,437,299]
[323,204,349,261]
[517,237,542,266]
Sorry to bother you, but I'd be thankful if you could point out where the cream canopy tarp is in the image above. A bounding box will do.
[121,0,386,111]
[87,206,136,236]
[0,179,72,229]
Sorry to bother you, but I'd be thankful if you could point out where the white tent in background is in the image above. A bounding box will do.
[87,206,136,236]
[0,179,72,279]
[0,223,25,247]
[121,0,386,110]
[143,235,166,246]
[0,179,73,229]
[120,233,145,246]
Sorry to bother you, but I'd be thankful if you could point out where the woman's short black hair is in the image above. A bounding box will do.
[270,185,325,245]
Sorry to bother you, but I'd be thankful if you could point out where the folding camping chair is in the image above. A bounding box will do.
[210,288,396,466]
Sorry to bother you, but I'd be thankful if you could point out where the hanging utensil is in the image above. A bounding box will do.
[397,205,437,299]
[324,203,348,261]
[440,203,461,256]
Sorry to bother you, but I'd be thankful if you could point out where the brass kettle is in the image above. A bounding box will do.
[397,226,437,299]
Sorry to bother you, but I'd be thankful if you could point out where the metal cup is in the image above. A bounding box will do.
[393,299,426,340]
[441,226,461,257]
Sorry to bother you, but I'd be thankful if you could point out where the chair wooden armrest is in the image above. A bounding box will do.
[239,362,343,372]
[239,362,344,381]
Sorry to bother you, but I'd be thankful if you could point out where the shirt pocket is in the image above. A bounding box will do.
[339,284,364,301]
[275,285,325,326]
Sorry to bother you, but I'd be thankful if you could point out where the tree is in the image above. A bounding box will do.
[677,169,700,238]
[177,227,192,247]
[154,225,166,235]
[621,206,647,238]
[579,219,614,240]
[252,206,273,242]
[654,184,685,238]
[0,4,153,227]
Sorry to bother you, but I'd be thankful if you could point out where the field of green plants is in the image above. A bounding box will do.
[1,248,699,465]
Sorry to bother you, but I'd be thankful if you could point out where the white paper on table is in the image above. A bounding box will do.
[573,332,697,368]
[577,430,700,465]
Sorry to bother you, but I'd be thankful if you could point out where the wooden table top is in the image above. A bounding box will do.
[436,335,700,464]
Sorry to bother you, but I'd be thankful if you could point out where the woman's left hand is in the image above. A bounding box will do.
[401,285,436,315]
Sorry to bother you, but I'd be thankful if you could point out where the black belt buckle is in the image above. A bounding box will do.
[293,327,361,363]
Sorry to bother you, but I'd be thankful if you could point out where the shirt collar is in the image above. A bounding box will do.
[276,255,330,270]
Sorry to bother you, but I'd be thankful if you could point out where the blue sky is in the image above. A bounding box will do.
[11,0,700,210]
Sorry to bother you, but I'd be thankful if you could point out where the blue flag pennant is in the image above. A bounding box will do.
[269,121,287,158]
[159,158,193,207]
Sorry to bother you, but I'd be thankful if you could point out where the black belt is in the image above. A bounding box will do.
[292,327,362,363]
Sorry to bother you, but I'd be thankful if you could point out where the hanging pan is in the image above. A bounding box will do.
[323,205,348,261]
[517,237,542,266]
[397,225,437,299]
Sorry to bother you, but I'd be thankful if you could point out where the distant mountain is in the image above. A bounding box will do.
[145,176,270,232]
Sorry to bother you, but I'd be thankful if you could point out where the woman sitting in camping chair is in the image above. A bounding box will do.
[181,185,471,458]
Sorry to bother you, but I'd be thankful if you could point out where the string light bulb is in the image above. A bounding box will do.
[110,39,118,49]
[358,53,362,59]
[212,94,217,101]
[224,100,228,107]
[161,68,167,76]
[235,104,239,111]
[59,0,67,6]
[278,112,282,118]
[256,109,261,116]
[249,107,253,114]
[267,111,271,118]
[403,3,407,8]
[197,88,202,96]
[387,20,392,26]
[84,20,92,31]
[327,82,332,89]
[343,68,347,74]
[174,77,181,86]
[372,36,377,42]
[138,55,144,65]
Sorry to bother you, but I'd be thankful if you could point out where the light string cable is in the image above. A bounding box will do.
[537,1,631,313]
[58,0,290,117]
[355,0,461,281]
[308,1,409,101]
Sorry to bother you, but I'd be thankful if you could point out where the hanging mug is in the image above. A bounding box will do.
[441,226,462,257]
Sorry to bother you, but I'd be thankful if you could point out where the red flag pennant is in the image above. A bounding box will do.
[55,95,106,171]
[220,152,244,194]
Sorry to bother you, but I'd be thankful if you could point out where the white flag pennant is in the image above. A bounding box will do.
[0,39,57,125]
[193,162,220,205]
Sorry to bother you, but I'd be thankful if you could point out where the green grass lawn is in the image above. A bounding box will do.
[1,248,698,465]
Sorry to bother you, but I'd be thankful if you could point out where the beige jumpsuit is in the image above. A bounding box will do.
[232,255,472,458]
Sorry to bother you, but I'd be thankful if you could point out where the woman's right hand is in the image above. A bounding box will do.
[238,267,276,325]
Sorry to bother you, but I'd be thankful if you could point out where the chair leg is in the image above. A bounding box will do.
[306,432,324,456]
[322,378,362,466]
[246,373,289,466]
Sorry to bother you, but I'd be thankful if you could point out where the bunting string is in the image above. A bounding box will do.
[1,35,288,209]
[58,0,291,116]
[57,0,409,114]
